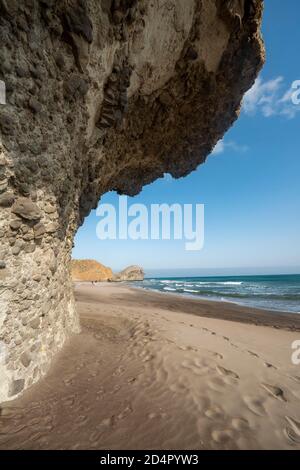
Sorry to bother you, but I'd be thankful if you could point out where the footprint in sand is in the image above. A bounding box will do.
[89,418,117,444]
[261,383,287,402]
[117,405,133,421]
[148,412,167,420]
[289,375,300,384]
[223,376,240,386]
[62,395,76,407]
[169,382,188,393]
[181,359,196,370]
[284,416,300,444]
[63,373,77,386]
[205,405,224,421]
[142,354,155,363]
[284,427,300,445]
[98,417,114,428]
[248,351,259,358]
[244,396,266,416]
[113,366,125,376]
[207,377,227,392]
[179,345,198,352]
[89,430,103,445]
[211,429,235,444]
[210,352,223,360]
[194,396,211,411]
[181,358,214,377]
[216,366,239,380]
[0,406,22,418]
[264,362,277,370]
[231,417,249,431]
[195,357,215,369]
[74,414,89,426]
[127,377,137,385]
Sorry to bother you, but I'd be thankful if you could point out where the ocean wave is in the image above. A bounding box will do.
[223,281,243,285]
[135,276,300,314]
[158,287,300,301]
[160,280,178,284]
[185,290,300,301]
[196,281,243,286]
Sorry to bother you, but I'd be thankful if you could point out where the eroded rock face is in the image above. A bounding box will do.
[112,265,144,282]
[0,0,264,401]
[71,259,113,281]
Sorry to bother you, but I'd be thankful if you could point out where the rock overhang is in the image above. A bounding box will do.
[0,0,265,401]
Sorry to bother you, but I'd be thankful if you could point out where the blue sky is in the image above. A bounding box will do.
[73,0,300,276]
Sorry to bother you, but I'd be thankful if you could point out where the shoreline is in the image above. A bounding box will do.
[73,276,300,325]
[75,281,300,331]
[1,283,300,450]
[132,284,300,317]
[127,285,300,332]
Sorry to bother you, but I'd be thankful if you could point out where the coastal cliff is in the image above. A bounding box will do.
[71,259,113,282]
[0,0,264,401]
[111,265,144,282]
[71,260,144,282]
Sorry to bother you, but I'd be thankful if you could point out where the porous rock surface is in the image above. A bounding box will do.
[0,0,264,401]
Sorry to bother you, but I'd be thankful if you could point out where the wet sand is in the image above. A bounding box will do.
[1,283,300,450]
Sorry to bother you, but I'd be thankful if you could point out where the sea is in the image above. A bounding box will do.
[133,274,300,314]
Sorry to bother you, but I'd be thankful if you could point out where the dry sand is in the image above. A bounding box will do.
[1,283,300,450]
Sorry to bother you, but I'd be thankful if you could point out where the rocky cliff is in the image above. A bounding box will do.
[71,259,113,281]
[112,265,144,282]
[0,0,264,401]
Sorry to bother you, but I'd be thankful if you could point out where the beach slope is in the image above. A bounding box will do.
[0,284,300,450]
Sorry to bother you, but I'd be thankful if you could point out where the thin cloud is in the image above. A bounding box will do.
[212,140,225,155]
[243,76,300,119]
[211,140,249,156]
[162,173,173,182]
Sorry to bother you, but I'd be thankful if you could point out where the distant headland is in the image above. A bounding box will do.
[71,259,144,282]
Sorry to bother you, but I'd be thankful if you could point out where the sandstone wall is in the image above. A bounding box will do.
[0,0,264,401]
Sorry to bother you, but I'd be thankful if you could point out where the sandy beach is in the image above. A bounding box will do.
[1,283,300,450]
